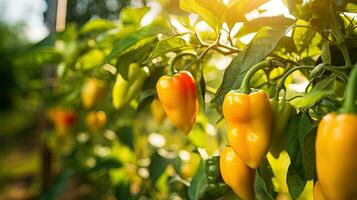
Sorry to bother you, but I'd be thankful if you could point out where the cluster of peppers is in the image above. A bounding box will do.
[153,60,297,199]
[219,60,283,199]
[107,57,357,199]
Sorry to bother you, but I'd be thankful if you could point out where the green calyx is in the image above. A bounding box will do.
[240,60,272,94]
[168,52,198,76]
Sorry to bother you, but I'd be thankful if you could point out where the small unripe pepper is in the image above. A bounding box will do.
[316,64,357,199]
[156,70,198,134]
[204,156,229,199]
[112,63,149,110]
[269,100,296,158]
[220,146,256,200]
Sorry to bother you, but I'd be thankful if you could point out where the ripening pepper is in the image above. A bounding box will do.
[156,71,198,134]
[112,63,149,110]
[47,107,76,135]
[269,100,296,158]
[314,181,327,200]
[205,156,229,199]
[223,90,272,169]
[220,146,256,200]
[81,78,106,109]
[316,113,357,199]
[86,111,107,132]
[316,65,357,200]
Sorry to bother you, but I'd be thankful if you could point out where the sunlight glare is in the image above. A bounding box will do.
[240,32,257,44]
[170,16,191,33]
[245,0,294,21]
[195,20,214,32]
[141,1,161,26]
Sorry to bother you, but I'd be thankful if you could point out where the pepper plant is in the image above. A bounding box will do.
[14,0,357,199]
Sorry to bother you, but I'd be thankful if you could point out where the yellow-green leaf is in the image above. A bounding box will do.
[179,0,226,32]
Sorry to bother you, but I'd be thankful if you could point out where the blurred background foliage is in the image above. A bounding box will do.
[0,0,356,199]
[65,0,131,26]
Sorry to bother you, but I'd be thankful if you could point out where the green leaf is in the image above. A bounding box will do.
[104,22,171,64]
[96,26,137,48]
[256,159,276,199]
[179,0,226,31]
[311,75,336,92]
[114,181,133,200]
[255,159,276,200]
[76,49,105,70]
[120,7,150,26]
[188,160,208,200]
[115,126,134,150]
[80,19,117,35]
[294,90,333,109]
[40,169,75,200]
[90,158,122,172]
[285,113,316,182]
[214,26,290,109]
[302,129,317,180]
[236,16,295,37]
[286,164,306,200]
[149,152,172,184]
[137,89,156,112]
[227,0,270,27]
[285,113,315,163]
[293,21,321,57]
[346,3,357,12]
[117,36,157,80]
[187,124,207,148]
[144,36,187,64]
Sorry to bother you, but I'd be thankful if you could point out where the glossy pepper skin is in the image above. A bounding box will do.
[270,100,296,158]
[112,63,149,110]
[223,90,272,169]
[314,181,327,200]
[156,71,198,134]
[316,113,357,199]
[220,146,256,200]
[204,156,229,199]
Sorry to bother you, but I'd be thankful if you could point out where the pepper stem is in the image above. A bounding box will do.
[169,52,198,76]
[274,65,314,101]
[342,63,357,113]
[240,60,272,94]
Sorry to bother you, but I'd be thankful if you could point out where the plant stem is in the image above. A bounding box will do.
[342,63,357,113]
[169,52,198,75]
[240,60,272,94]
[274,65,314,101]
